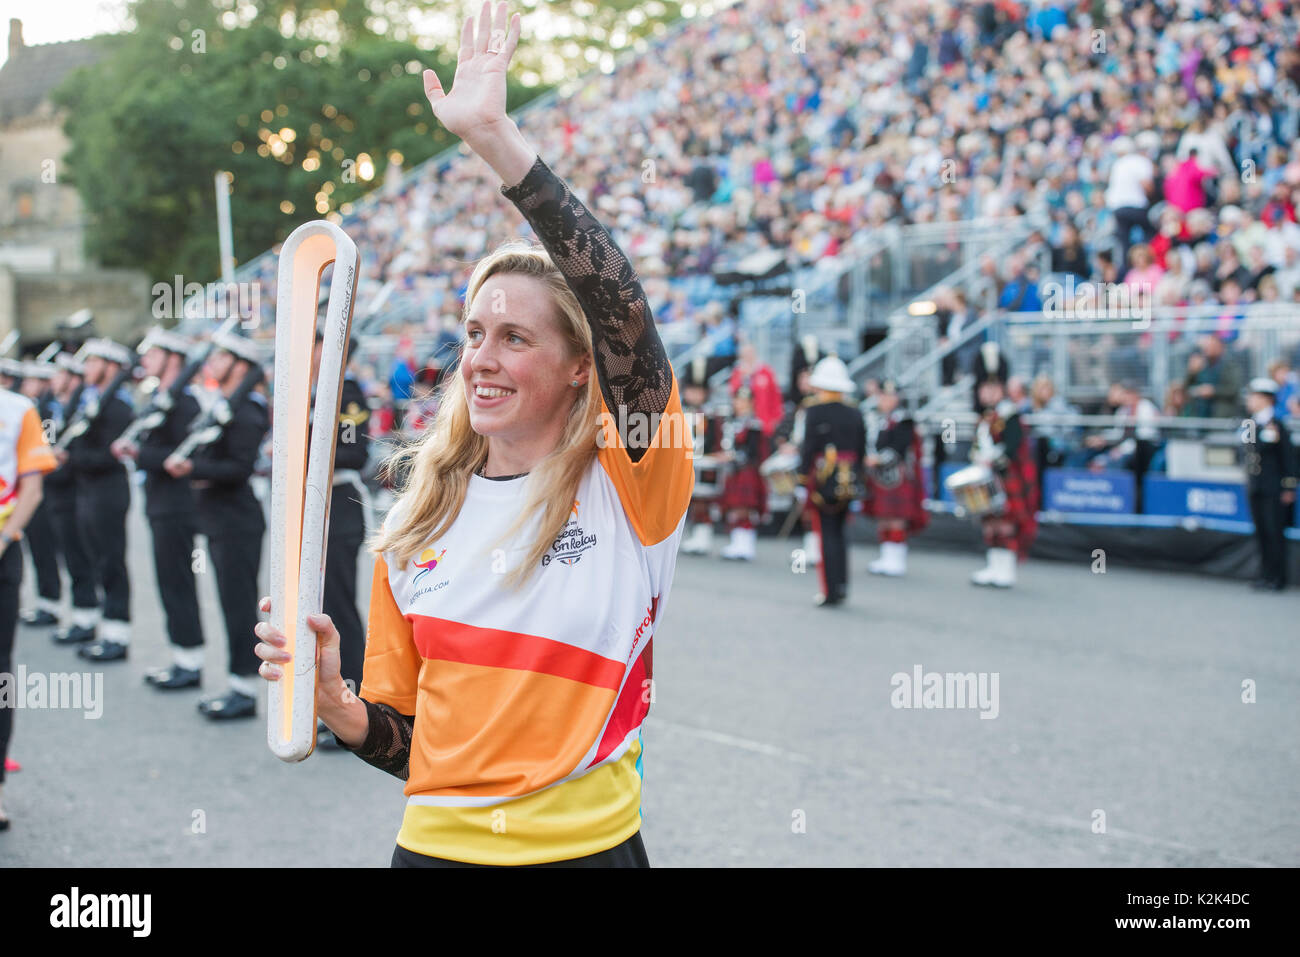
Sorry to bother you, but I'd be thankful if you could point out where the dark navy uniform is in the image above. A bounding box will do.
[20,387,64,624]
[190,389,269,691]
[799,398,866,605]
[136,387,206,678]
[67,382,133,657]
[1245,405,1298,589]
[47,384,100,641]
[320,374,370,693]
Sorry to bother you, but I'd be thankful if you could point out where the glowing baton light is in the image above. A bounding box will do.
[268,220,359,762]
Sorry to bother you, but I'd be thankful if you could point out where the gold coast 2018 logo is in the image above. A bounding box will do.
[412,547,447,586]
[542,499,596,567]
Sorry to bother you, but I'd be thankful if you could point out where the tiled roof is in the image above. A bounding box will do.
[0,36,110,125]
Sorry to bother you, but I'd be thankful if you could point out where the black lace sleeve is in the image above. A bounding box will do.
[500,155,673,462]
[334,698,414,780]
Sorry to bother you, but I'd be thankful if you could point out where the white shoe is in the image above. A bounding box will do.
[992,547,1017,586]
[682,524,713,555]
[869,541,907,576]
[972,548,1015,587]
[721,527,757,561]
[803,531,821,566]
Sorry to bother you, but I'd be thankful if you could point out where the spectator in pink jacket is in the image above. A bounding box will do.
[1164,149,1216,213]
[728,342,784,437]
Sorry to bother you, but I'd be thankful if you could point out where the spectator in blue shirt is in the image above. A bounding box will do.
[998,254,1044,313]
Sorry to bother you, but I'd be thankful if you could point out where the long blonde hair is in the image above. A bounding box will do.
[371,241,601,588]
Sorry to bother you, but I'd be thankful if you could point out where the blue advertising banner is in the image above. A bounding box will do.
[1142,476,1252,523]
[932,464,965,503]
[1042,468,1136,514]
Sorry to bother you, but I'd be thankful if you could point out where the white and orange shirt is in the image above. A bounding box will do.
[0,389,58,523]
[361,378,694,864]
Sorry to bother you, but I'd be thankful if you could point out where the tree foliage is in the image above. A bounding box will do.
[53,0,683,285]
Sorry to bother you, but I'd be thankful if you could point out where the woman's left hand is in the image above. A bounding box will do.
[423,1,521,145]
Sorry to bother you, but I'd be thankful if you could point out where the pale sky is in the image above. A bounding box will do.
[0,0,667,84]
[1,0,130,67]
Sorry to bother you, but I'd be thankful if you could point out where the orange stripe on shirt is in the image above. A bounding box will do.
[358,554,421,715]
[408,658,617,798]
[411,615,625,691]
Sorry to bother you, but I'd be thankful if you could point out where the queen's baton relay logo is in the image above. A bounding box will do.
[542,499,597,567]
[413,547,447,586]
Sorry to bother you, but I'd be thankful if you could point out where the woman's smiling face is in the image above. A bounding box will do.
[461,272,588,441]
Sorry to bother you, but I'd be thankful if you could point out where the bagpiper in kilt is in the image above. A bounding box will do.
[864,382,928,577]
[718,387,767,561]
[970,378,1039,588]
[681,356,722,556]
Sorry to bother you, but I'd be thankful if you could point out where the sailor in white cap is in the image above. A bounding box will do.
[1244,377,1297,591]
[798,356,866,606]
[64,337,137,662]
[114,327,208,687]
[46,351,102,645]
[164,331,269,719]
[0,359,24,392]
[14,361,64,627]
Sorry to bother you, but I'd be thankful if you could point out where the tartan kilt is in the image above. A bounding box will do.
[721,465,767,513]
[997,436,1039,556]
[865,468,930,532]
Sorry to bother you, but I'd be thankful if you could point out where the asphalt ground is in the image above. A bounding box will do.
[2,493,1296,867]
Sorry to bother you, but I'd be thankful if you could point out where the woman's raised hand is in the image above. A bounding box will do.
[423,1,521,144]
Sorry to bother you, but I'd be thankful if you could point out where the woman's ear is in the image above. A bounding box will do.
[570,352,592,388]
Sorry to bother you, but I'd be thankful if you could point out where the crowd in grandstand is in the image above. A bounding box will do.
[212,0,1300,498]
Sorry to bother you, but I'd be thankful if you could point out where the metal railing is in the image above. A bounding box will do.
[672,215,1047,395]
[844,217,1047,390]
[995,304,1300,404]
[912,410,1268,434]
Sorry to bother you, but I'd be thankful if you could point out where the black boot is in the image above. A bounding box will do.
[316,719,341,750]
[197,690,256,721]
[144,665,202,690]
[77,640,128,662]
[21,608,59,627]
[53,624,96,645]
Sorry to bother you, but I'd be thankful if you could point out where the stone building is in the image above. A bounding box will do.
[0,18,149,348]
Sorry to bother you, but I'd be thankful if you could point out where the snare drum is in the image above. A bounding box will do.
[943,464,1006,517]
[760,450,800,496]
[693,454,728,500]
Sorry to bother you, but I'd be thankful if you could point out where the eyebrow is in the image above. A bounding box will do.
[465,317,534,337]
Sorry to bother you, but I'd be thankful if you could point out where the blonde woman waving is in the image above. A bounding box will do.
[256,1,693,867]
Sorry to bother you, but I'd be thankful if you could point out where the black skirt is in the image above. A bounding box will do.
[390,830,649,868]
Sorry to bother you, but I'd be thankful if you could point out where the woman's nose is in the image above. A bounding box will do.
[467,339,499,372]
